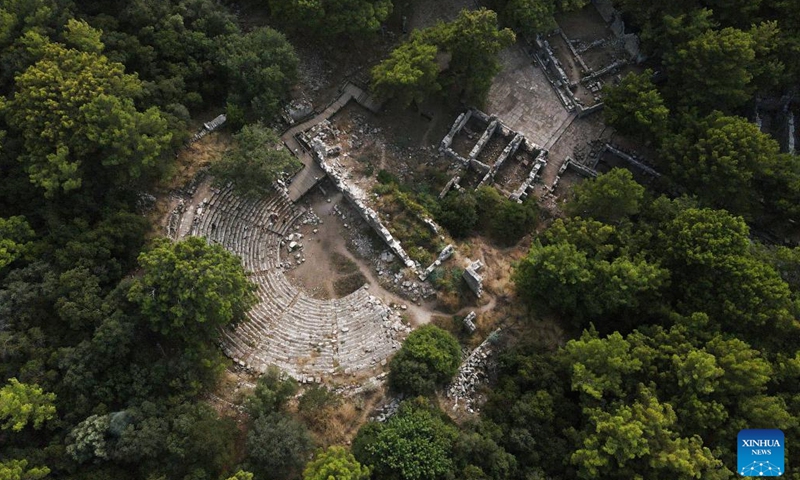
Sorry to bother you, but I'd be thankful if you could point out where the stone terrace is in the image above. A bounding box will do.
[175,184,403,381]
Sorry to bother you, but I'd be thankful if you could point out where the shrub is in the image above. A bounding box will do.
[388,325,462,395]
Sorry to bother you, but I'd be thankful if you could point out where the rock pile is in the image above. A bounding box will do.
[447,329,501,413]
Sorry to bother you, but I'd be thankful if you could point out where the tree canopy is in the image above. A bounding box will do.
[127,237,256,344]
[602,70,669,144]
[210,123,301,197]
[220,27,298,124]
[5,31,171,197]
[388,324,462,396]
[247,412,314,479]
[659,111,788,220]
[372,35,441,107]
[268,0,391,38]
[372,8,514,105]
[0,378,56,432]
[566,168,646,224]
[353,400,460,480]
[303,446,371,480]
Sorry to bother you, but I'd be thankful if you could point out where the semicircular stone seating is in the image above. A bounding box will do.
[179,184,400,381]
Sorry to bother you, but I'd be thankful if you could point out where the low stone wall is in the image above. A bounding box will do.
[604,143,661,177]
[510,151,548,201]
[566,157,599,178]
[418,244,455,281]
[440,110,472,150]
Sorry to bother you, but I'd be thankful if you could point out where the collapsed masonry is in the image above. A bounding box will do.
[463,311,477,333]
[447,328,501,413]
[189,113,227,143]
[552,142,661,191]
[463,259,484,298]
[419,244,455,281]
[440,109,548,203]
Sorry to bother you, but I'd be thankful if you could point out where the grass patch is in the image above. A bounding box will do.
[330,252,359,275]
[334,272,367,296]
[372,179,442,265]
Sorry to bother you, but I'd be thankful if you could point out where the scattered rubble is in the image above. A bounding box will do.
[447,329,501,413]
[462,311,477,333]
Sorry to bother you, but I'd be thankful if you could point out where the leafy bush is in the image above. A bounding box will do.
[436,190,478,238]
[388,325,462,396]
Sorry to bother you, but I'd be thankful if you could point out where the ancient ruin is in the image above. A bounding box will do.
[463,260,484,298]
[534,0,644,115]
[440,108,548,202]
[168,181,408,382]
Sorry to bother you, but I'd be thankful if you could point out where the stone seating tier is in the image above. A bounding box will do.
[181,185,400,379]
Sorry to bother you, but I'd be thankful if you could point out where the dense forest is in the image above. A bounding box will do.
[1,0,799,479]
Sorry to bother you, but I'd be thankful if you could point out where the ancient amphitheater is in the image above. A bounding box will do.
[170,183,403,382]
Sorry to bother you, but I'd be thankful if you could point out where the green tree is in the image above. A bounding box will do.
[436,190,478,238]
[353,400,459,480]
[225,471,254,480]
[434,9,515,102]
[492,198,537,244]
[452,421,517,479]
[6,34,171,196]
[61,18,103,53]
[372,8,513,105]
[210,123,301,197]
[571,386,724,479]
[246,366,299,417]
[268,0,391,38]
[303,446,371,480]
[0,459,50,480]
[127,237,256,344]
[0,216,34,270]
[247,412,314,479]
[703,0,762,28]
[220,27,298,123]
[660,112,782,219]
[501,0,556,38]
[513,226,668,326]
[556,0,589,11]
[603,70,669,144]
[298,385,341,424]
[567,168,646,224]
[371,35,441,107]
[0,378,56,432]
[628,7,716,59]
[664,27,755,112]
[561,329,643,401]
[388,325,462,396]
[473,186,537,244]
[66,414,111,463]
[659,207,750,268]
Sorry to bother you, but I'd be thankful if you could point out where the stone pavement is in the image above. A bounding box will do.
[485,42,572,147]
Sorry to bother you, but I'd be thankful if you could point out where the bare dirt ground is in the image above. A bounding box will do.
[555,5,610,44]
[289,180,444,326]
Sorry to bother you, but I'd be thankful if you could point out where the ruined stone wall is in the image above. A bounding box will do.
[311,139,419,271]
